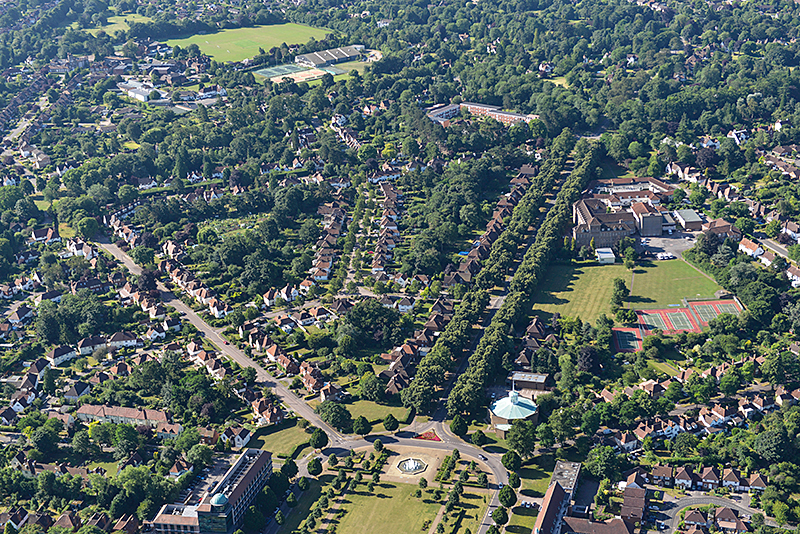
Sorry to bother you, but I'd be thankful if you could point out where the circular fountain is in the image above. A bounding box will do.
[397,457,428,475]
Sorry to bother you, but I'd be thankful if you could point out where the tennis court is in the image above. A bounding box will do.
[640,312,668,331]
[688,299,743,325]
[717,302,741,315]
[614,328,642,352]
[253,64,308,78]
[666,311,694,331]
[638,307,702,334]
[693,304,718,322]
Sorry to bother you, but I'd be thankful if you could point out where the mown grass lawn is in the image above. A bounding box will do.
[85,13,152,35]
[249,419,310,457]
[506,505,539,534]
[531,261,629,322]
[333,482,440,534]
[344,398,409,430]
[277,474,332,533]
[531,260,722,322]
[167,24,333,63]
[627,260,721,309]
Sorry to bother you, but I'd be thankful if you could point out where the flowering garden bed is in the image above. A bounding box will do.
[414,430,442,442]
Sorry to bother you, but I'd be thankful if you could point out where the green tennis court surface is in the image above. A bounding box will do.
[615,330,640,351]
[667,312,693,330]
[641,313,668,330]
[694,304,717,322]
[717,302,741,315]
[254,64,307,77]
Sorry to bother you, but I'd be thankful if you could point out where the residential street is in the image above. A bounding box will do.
[96,234,507,534]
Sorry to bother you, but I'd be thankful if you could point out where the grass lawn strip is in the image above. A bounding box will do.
[167,24,333,63]
[333,482,441,534]
[505,504,539,534]
[276,474,331,533]
[249,420,310,457]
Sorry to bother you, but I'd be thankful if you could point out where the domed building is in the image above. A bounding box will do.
[489,390,538,439]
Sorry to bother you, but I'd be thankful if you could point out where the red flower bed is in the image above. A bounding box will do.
[414,431,441,442]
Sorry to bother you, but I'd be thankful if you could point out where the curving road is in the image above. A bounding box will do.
[96,235,506,534]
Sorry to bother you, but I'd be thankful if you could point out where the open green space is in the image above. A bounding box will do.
[306,60,371,86]
[531,260,722,322]
[334,482,441,534]
[627,261,722,309]
[451,490,490,534]
[531,262,629,322]
[167,24,333,63]
[277,474,331,533]
[85,14,152,36]
[506,505,540,534]
[249,419,310,457]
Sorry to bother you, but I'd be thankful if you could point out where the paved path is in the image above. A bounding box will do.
[97,234,508,534]
[95,158,574,534]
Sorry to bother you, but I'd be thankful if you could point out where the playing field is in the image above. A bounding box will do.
[167,24,334,63]
[85,14,152,36]
[628,261,722,309]
[334,482,440,534]
[532,260,722,322]
[531,263,629,321]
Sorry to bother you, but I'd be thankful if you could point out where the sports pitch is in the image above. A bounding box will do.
[167,24,333,63]
[531,260,721,322]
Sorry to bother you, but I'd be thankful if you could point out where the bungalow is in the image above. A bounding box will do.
[168,458,193,479]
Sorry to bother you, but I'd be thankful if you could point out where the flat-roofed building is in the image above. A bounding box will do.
[673,209,703,231]
[295,45,364,67]
[507,371,550,390]
[151,449,272,534]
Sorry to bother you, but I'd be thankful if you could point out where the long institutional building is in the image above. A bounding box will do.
[150,449,272,534]
[426,101,540,127]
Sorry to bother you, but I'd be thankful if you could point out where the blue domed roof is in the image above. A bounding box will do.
[210,493,228,506]
[490,391,537,421]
